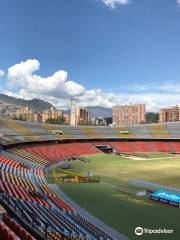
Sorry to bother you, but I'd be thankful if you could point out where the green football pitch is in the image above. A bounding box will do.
[47,153,180,240]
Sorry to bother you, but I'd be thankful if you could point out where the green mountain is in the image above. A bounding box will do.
[0,94,54,111]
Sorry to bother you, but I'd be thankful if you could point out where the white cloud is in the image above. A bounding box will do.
[101,0,129,9]
[125,82,180,94]
[7,59,85,98]
[177,0,180,6]
[0,69,5,78]
[4,88,180,113]
[3,58,180,113]
[78,91,180,112]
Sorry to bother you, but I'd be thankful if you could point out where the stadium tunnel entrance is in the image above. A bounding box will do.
[94,145,114,154]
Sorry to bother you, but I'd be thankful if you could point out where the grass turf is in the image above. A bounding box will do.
[47,153,180,240]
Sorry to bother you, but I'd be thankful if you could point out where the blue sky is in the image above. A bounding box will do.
[0,0,180,111]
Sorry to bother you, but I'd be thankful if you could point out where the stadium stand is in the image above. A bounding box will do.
[149,124,170,139]
[129,125,152,138]
[0,214,36,240]
[112,127,134,138]
[16,121,56,141]
[1,118,180,143]
[169,142,180,153]
[78,127,98,139]
[90,127,117,139]
[110,142,134,152]
[165,122,180,139]
[0,117,180,240]
[0,119,41,141]
[42,124,72,139]
[60,126,87,139]
[110,141,180,153]
[22,143,100,161]
[0,141,121,240]
[0,121,25,143]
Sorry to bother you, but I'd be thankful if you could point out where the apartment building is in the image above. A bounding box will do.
[159,105,180,122]
[113,104,145,126]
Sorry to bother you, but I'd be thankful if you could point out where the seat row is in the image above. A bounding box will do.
[0,180,50,208]
[0,221,21,240]
[1,151,45,183]
[0,146,115,240]
[38,182,56,196]
[69,213,113,240]
[23,143,99,161]
[13,199,87,239]
[10,149,48,167]
[50,196,74,213]
[0,170,36,192]
[110,141,180,152]
[1,214,36,240]
[0,155,30,179]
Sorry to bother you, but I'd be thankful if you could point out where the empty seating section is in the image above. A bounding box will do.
[50,196,74,213]
[17,121,56,140]
[149,125,169,138]
[10,149,48,166]
[23,143,99,161]
[1,118,180,143]
[170,142,180,153]
[0,142,116,240]
[0,170,36,191]
[59,126,86,139]
[79,127,98,138]
[0,180,50,207]
[47,231,66,240]
[151,142,171,152]
[1,214,36,240]
[111,142,134,152]
[0,119,26,143]
[32,201,109,239]
[0,155,30,178]
[165,123,180,138]
[0,118,41,141]
[113,127,134,138]
[42,124,71,139]
[68,213,112,240]
[130,141,152,152]
[0,221,21,240]
[0,140,180,240]
[111,141,180,153]
[38,183,56,196]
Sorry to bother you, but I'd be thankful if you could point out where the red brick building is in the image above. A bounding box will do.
[112,104,145,126]
[159,105,180,123]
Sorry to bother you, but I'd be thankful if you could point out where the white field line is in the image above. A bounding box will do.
[124,156,180,161]
[101,181,116,187]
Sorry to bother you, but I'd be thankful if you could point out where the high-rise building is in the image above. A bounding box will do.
[70,99,91,126]
[63,113,70,125]
[159,105,180,123]
[75,107,90,125]
[70,99,76,126]
[48,107,62,119]
[112,104,145,126]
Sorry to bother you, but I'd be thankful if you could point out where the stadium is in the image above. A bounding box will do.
[0,118,180,240]
[1,0,180,239]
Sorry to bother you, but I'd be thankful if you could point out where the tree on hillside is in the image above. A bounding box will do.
[145,112,159,124]
[46,116,65,124]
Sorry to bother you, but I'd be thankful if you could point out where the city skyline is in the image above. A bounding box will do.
[0,0,180,112]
